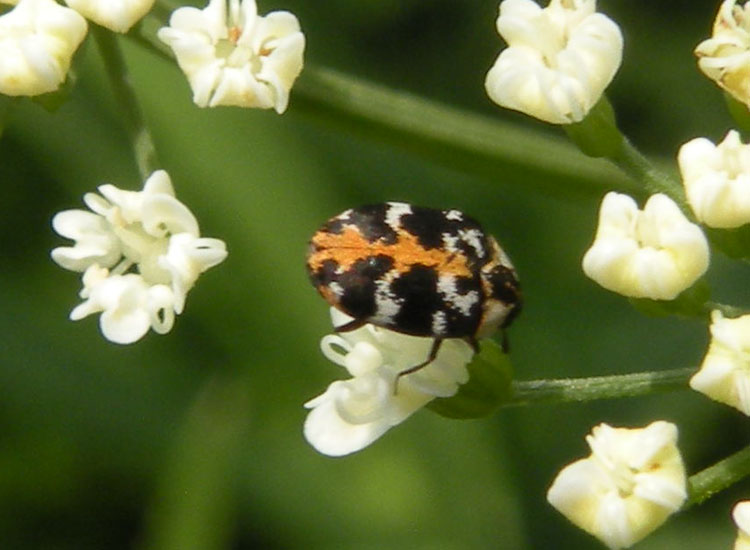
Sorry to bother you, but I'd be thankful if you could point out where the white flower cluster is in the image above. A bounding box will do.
[695,0,750,107]
[581,129,750,417]
[547,421,687,549]
[158,0,305,112]
[0,0,306,111]
[304,308,474,457]
[0,0,156,97]
[485,0,623,124]
[51,170,227,344]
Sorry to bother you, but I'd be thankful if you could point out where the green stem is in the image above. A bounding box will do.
[131,18,639,200]
[292,66,637,199]
[564,97,689,211]
[685,445,750,508]
[609,138,689,212]
[503,367,695,407]
[91,25,160,180]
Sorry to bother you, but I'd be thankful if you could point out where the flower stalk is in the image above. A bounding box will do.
[504,367,695,407]
[564,97,689,213]
[685,444,750,508]
[91,24,159,180]
[292,66,637,197]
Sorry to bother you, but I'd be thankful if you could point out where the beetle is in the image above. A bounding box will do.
[306,202,521,382]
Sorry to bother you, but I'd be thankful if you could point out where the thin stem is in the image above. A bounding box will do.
[292,66,637,199]
[685,445,750,508]
[91,25,160,180]
[564,97,690,211]
[503,367,695,407]
[131,20,639,200]
[610,138,689,212]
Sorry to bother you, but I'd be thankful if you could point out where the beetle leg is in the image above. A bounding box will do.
[333,318,368,333]
[501,328,510,353]
[394,337,443,394]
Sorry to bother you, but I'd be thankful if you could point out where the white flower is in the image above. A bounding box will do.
[157,0,304,113]
[64,0,154,33]
[303,308,474,457]
[734,501,750,550]
[547,421,687,549]
[690,310,750,415]
[679,130,750,229]
[582,192,709,300]
[695,0,750,107]
[71,265,175,344]
[0,0,87,97]
[485,0,623,124]
[51,170,228,343]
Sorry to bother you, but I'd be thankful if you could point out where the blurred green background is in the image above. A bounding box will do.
[1,1,748,548]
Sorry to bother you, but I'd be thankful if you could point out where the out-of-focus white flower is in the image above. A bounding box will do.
[51,170,228,343]
[695,0,750,107]
[547,421,687,549]
[304,308,474,457]
[157,0,304,113]
[582,192,709,300]
[485,0,623,124]
[690,310,750,415]
[734,501,750,550]
[0,0,87,97]
[64,0,154,33]
[679,130,750,228]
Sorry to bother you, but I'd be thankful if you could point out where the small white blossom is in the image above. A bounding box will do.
[679,130,750,229]
[303,308,474,457]
[157,0,304,113]
[485,0,623,124]
[51,170,228,343]
[695,0,750,107]
[690,310,750,415]
[582,192,709,301]
[71,265,175,344]
[734,501,750,550]
[0,0,87,97]
[547,421,687,549]
[64,0,154,33]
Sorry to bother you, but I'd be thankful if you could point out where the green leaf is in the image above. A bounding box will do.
[427,339,513,419]
[629,279,711,318]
